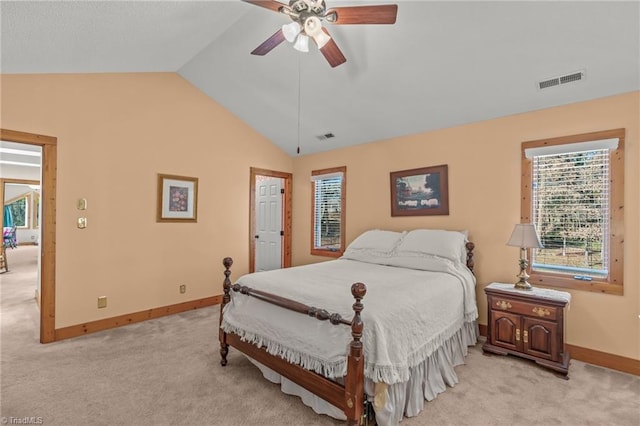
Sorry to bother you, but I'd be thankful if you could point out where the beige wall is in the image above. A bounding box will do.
[1,73,293,328]
[2,73,637,360]
[291,92,639,360]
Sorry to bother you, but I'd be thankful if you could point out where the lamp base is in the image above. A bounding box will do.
[514,279,533,291]
[514,253,534,291]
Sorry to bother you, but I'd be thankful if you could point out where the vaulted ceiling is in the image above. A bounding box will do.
[2,1,639,156]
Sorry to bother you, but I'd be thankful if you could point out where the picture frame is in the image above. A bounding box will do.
[156,174,198,223]
[390,164,449,216]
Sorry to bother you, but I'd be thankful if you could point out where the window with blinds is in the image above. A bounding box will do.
[311,166,346,257]
[6,195,29,228]
[521,129,625,295]
[531,149,609,278]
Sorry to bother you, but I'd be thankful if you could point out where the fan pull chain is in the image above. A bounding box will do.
[297,55,301,155]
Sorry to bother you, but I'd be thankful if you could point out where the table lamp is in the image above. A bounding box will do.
[507,224,544,290]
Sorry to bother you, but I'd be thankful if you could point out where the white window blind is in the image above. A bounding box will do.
[531,148,610,279]
[524,138,618,158]
[313,174,343,251]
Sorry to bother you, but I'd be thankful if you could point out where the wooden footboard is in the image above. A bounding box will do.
[219,257,368,425]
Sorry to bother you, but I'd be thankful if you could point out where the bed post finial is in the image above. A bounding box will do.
[349,282,366,358]
[223,257,233,304]
[220,257,234,366]
[350,282,366,358]
[345,282,366,425]
[465,241,475,272]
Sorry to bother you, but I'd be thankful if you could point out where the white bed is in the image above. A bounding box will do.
[220,229,478,425]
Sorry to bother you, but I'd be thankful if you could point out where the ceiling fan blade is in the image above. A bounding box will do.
[319,29,346,68]
[251,29,286,56]
[326,5,398,25]
[241,0,288,13]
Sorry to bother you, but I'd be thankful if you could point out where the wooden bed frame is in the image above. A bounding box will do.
[219,242,475,425]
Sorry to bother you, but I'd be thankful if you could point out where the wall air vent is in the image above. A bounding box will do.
[538,70,585,90]
[316,132,335,141]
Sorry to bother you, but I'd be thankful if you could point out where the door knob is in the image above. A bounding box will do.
[254,235,259,239]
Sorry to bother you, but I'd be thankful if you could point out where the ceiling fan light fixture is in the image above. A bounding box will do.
[303,16,330,49]
[311,30,331,49]
[245,0,399,67]
[304,16,322,36]
[282,22,302,43]
[293,34,310,52]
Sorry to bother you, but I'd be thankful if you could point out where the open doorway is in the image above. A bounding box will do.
[3,179,41,245]
[249,167,292,273]
[0,129,57,343]
[2,178,41,302]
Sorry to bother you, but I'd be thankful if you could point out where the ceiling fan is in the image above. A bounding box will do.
[242,0,398,68]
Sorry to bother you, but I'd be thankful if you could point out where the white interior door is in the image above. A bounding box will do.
[255,176,283,272]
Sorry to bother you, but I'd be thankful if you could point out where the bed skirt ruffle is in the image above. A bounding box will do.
[246,320,478,426]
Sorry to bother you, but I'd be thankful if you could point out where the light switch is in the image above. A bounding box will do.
[77,217,87,229]
[77,198,87,210]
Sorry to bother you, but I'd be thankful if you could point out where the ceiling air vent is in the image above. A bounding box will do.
[559,72,584,84]
[539,77,560,89]
[537,70,585,90]
[316,132,335,141]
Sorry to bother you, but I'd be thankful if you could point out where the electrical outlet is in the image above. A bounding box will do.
[179,284,186,294]
[97,296,107,308]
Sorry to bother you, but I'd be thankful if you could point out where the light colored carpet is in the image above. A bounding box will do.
[1,245,638,425]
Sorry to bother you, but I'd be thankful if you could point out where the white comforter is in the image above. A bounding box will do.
[221,258,477,385]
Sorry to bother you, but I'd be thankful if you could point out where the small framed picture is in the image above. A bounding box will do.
[156,174,198,222]
[390,164,449,216]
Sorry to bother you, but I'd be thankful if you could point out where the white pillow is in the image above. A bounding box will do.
[346,229,405,252]
[395,229,467,264]
[386,254,456,272]
[341,230,406,264]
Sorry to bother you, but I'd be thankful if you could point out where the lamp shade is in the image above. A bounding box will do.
[507,224,544,249]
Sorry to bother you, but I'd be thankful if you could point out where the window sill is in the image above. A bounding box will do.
[311,248,343,258]
[529,272,623,295]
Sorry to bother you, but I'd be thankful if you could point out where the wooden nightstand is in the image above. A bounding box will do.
[483,283,571,378]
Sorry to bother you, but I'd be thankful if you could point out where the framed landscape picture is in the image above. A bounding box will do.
[390,164,449,216]
[156,174,198,222]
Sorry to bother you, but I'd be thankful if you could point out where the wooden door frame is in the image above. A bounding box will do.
[249,167,292,273]
[1,128,57,343]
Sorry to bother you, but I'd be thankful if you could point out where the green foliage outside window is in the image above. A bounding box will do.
[8,197,27,227]
[532,150,608,276]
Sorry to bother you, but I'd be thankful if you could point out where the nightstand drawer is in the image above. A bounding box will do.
[488,295,558,320]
